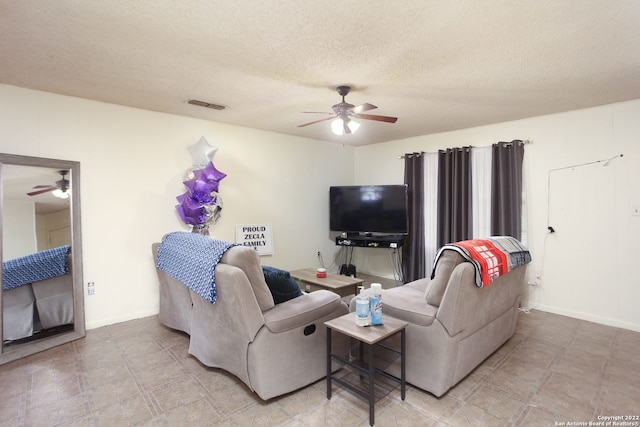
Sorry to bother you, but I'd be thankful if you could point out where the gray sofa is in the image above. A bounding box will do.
[350,249,528,397]
[152,242,349,400]
[3,251,74,342]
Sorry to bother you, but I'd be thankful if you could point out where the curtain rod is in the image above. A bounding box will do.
[398,139,531,159]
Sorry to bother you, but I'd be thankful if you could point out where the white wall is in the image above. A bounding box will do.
[355,99,640,332]
[3,199,37,259]
[3,83,638,333]
[36,209,71,250]
[0,84,354,329]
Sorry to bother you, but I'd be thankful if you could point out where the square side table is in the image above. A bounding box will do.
[324,313,408,426]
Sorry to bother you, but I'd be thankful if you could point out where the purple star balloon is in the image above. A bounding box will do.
[201,161,227,182]
[175,193,206,225]
[183,171,219,195]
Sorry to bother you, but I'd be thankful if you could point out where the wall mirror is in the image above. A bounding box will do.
[0,153,84,365]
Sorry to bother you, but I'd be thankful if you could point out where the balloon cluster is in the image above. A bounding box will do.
[175,137,226,234]
[175,162,226,232]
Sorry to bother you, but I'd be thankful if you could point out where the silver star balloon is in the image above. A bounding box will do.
[188,136,218,167]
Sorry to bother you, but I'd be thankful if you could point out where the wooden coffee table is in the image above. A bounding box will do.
[290,268,363,298]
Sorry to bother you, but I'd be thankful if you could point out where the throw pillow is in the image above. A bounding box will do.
[262,266,303,304]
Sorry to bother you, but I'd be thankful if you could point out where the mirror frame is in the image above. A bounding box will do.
[0,153,85,364]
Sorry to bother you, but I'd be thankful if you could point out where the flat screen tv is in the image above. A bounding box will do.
[329,185,409,235]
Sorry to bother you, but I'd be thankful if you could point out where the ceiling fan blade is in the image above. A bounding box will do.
[301,111,334,115]
[27,186,56,196]
[349,103,377,114]
[352,113,398,123]
[298,115,337,127]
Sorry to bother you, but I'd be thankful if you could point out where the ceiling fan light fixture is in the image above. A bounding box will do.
[331,118,360,135]
[52,188,69,199]
[331,118,344,135]
[299,85,396,134]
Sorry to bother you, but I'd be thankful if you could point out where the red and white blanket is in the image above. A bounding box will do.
[432,236,531,287]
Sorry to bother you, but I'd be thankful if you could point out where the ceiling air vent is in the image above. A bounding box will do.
[188,99,226,110]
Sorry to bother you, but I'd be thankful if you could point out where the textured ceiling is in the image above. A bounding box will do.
[1,1,639,146]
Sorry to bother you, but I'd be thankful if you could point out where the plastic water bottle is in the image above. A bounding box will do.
[355,286,370,326]
[370,283,383,325]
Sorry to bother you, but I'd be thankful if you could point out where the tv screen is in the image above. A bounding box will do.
[329,185,409,235]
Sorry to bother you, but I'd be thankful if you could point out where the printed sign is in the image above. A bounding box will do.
[235,224,273,256]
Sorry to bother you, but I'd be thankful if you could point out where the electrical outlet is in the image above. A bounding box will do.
[87,281,95,295]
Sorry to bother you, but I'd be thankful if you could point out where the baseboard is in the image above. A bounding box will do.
[520,300,640,333]
[85,308,159,330]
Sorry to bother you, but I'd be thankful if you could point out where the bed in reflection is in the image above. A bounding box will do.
[2,245,74,343]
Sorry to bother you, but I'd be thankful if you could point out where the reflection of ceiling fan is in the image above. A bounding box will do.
[27,170,70,198]
[298,86,398,135]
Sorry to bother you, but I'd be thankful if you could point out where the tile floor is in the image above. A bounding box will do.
[0,309,638,426]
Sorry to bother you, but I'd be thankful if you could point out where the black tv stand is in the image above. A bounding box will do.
[335,234,405,248]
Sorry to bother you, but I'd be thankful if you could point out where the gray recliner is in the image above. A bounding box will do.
[350,250,527,397]
[152,243,349,400]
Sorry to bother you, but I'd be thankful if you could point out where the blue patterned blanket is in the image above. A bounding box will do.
[156,232,238,303]
[3,245,71,291]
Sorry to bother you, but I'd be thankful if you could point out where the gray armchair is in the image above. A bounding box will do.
[350,249,528,397]
[152,242,349,400]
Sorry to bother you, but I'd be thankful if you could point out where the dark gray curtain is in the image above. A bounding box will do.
[437,147,473,247]
[491,140,525,239]
[402,152,425,282]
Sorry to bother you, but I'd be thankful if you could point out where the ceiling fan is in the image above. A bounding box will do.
[27,170,70,198]
[298,86,398,135]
